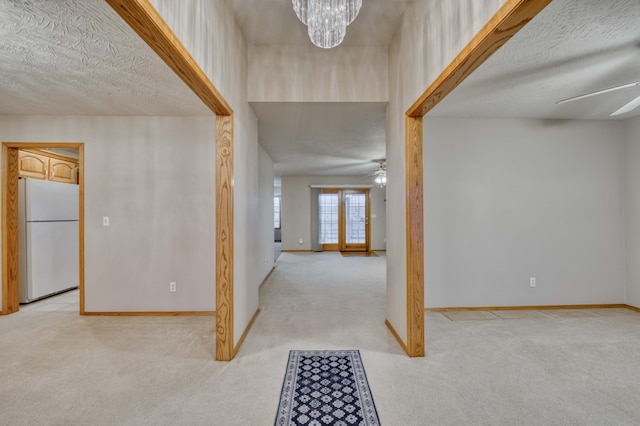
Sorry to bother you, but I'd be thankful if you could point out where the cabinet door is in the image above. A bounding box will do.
[49,158,77,184]
[18,151,49,180]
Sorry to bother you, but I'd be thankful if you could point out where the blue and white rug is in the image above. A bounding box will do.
[275,350,381,426]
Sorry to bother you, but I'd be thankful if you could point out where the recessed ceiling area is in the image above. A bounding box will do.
[228,0,411,47]
[431,0,640,120]
[0,0,210,115]
[252,102,386,176]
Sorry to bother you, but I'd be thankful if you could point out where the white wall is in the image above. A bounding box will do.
[424,117,625,307]
[258,145,275,270]
[386,0,505,339]
[248,45,388,102]
[624,116,640,308]
[149,0,267,345]
[0,115,216,312]
[281,176,386,251]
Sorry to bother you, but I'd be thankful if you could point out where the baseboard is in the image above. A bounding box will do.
[425,304,626,312]
[83,311,216,316]
[281,250,312,253]
[234,308,260,356]
[625,304,640,313]
[259,267,275,289]
[385,319,408,354]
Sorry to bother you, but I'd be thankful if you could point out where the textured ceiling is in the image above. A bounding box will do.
[431,0,640,120]
[228,0,411,46]
[252,102,387,176]
[0,0,210,115]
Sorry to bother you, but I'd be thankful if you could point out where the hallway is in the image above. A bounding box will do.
[246,251,395,354]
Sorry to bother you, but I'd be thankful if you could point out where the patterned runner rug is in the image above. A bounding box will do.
[274,350,381,426]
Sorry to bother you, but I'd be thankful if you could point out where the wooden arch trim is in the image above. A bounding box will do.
[105,0,232,116]
[106,0,236,361]
[402,0,553,357]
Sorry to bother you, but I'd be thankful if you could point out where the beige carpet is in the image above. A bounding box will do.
[2,252,640,425]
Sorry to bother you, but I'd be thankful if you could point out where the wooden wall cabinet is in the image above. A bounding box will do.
[18,151,49,180]
[18,150,78,184]
[49,158,77,184]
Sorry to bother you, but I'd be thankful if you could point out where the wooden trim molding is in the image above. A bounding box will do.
[404,116,424,357]
[399,0,552,357]
[105,0,232,116]
[425,304,627,312]
[385,320,409,354]
[234,308,260,356]
[84,311,216,316]
[106,1,240,359]
[624,305,640,313]
[77,146,85,314]
[2,142,84,316]
[407,0,553,118]
[216,115,234,361]
[259,267,275,289]
[1,145,20,314]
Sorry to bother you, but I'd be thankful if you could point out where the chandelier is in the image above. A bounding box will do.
[292,0,362,49]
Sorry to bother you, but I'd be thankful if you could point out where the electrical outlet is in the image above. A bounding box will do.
[529,277,536,288]
[298,238,304,245]
[102,216,110,226]
[170,282,177,292]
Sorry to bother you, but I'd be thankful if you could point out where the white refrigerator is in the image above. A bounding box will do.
[18,178,79,303]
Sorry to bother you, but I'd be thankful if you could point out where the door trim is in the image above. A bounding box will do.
[398,0,553,357]
[106,0,237,361]
[1,142,84,315]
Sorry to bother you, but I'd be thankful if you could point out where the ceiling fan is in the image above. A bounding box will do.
[364,159,386,187]
[557,81,640,116]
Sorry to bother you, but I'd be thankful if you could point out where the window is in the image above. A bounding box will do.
[274,196,281,229]
[319,193,339,244]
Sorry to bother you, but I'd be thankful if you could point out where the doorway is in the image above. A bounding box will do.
[319,188,370,252]
[1,142,84,315]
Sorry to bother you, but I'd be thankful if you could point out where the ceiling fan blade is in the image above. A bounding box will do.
[557,81,640,104]
[611,94,640,116]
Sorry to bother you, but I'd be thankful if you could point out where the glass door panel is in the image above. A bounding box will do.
[319,191,339,250]
[340,189,369,252]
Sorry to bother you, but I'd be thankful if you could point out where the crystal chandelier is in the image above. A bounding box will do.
[292,0,362,49]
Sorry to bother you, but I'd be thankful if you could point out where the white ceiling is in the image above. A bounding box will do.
[0,0,210,115]
[228,0,411,47]
[252,102,386,176]
[431,0,640,120]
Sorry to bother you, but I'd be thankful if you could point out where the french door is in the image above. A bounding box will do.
[319,188,370,252]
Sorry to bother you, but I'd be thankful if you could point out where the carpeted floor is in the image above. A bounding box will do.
[2,252,640,425]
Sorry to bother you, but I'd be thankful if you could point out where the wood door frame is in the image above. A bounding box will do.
[398,0,553,357]
[105,0,237,361]
[339,189,371,252]
[2,143,84,315]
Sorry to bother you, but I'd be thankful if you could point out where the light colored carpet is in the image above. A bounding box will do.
[2,251,640,425]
